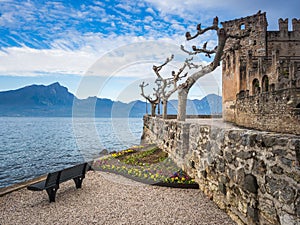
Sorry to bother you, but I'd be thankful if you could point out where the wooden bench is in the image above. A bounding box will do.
[27,162,90,202]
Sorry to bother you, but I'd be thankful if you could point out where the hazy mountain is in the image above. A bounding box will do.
[0,83,222,117]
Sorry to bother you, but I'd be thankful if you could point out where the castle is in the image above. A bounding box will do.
[221,12,300,135]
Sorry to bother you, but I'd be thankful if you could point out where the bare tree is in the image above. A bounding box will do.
[177,16,250,121]
[152,55,188,119]
[139,81,160,117]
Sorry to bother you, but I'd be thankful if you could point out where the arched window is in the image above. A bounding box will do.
[262,75,269,92]
[252,79,260,95]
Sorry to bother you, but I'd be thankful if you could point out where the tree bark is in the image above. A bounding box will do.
[151,104,156,117]
[177,64,215,121]
[177,88,189,121]
[162,99,168,119]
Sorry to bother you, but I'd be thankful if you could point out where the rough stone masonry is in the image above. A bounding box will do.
[142,115,300,225]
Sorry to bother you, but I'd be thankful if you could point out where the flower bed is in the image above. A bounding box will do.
[92,145,198,189]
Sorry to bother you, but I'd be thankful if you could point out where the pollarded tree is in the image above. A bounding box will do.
[152,55,191,119]
[177,16,250,121]
[139,81,160,117]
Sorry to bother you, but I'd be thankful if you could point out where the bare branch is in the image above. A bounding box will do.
[139,82,149,99]
[185,58,203,70]
[139,81,149,88]
[185,16,219,41]
[181,45,198,55]
[172,62,188,83]
[139,81,159,104]
[152,54,174,76]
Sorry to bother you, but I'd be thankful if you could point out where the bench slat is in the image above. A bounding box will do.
[59,163,86,183]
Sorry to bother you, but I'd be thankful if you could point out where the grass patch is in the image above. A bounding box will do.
[120,146,168,166]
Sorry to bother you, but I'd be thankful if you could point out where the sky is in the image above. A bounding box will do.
[0,0,299,102]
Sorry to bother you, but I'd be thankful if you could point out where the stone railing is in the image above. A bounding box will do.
[141,115,300,225]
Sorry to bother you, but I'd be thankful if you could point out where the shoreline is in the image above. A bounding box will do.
[0,175,47,197]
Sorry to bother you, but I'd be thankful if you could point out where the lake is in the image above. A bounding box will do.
[0,117,143,188]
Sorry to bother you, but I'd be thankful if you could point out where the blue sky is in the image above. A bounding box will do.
[0,0,299,102]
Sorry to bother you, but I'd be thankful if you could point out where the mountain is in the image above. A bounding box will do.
[0,83,222,117]
[0,82,75,117]
[168,94,222,115]
[0,82,74,106]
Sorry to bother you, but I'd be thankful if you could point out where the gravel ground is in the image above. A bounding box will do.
[0,171,236,225]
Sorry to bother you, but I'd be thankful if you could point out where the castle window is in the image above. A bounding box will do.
[252,79,260,95]
[262,75,269,92]
[253,40,257,45]
[240,23,245,30]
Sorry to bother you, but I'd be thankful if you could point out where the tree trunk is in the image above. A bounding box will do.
[162,99,168,119]
[177,88,189,121]
[151,104,156,117]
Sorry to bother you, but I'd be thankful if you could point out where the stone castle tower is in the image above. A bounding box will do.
[221,11,300,135]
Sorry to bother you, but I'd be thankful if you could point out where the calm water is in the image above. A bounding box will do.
[0,117,143,188]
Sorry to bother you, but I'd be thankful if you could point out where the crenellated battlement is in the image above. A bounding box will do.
[292,18,300,32]
[278,18,289,34]
[274,18,300,38]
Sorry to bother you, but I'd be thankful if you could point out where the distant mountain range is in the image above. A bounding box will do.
[0,82,222,117]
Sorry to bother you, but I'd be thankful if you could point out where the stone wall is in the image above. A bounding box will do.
[235,88,300,135]
[142,115,300,225]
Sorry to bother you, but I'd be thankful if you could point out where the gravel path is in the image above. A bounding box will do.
[0,171,236,225]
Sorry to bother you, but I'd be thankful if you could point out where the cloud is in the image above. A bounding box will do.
[145,7,156,16]
[0,34,188,77]
[144,0,300,29]
[0,46,94,76]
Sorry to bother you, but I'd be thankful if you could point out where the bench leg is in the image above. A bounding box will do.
[73,177,84,189]
[46,187,58,203]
